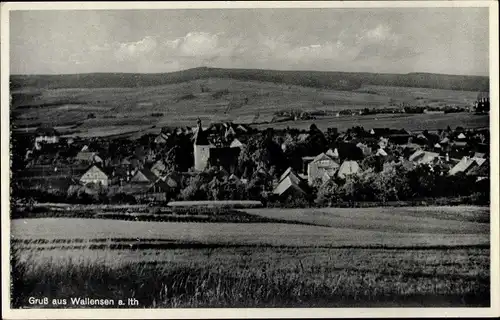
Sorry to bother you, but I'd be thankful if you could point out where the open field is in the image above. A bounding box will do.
[11,246,489,308]
[256,113,489,132]
[11,74,486,136]
[10,205,490,307]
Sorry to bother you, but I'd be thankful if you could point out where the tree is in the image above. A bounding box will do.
[361,154,384,172]
[315,179,340,206]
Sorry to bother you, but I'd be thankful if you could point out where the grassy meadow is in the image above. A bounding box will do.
[11,77,486,137]
[10,206,490,308]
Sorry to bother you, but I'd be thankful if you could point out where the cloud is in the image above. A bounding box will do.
[115,36,157,61]
[71,27,421,73]
[176,32,220,57]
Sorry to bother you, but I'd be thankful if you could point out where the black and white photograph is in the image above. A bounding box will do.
[1,1,499,318]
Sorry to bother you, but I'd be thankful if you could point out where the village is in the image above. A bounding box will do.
[11,98,490,208]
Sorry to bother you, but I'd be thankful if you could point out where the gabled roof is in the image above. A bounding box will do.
[279,167,301,184]
[80,164,108,178]
[449,157,477,176]
[409,150,439,164]
[76,151,102,163]
[130,168,158,183]
[154,133,169,143]
[440,137,450,144]
[273,176,306,196]
[337,160,360,179]
[311,152,332,163]
[457,133,467,139]
[230,138,245,149]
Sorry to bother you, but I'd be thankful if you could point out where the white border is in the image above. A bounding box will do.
[1,1,499,319]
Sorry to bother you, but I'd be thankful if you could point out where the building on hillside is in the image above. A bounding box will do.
[337,160,360,179]
[35,127,60,143]
[34,127,60,149]
[230,138,246,149]
[279,167,302,185]
[449,156,486,176]
[154,132,170,144]
[79,165,109,187]
[273,167,306,198]
[356,142,372,157]
[376,148,388,157]
[75,151,104,164]
[326,148,340,159]
[408,150,440,165]
[307,153,339,185]
[130,169,158,184]
[192,120,243,173]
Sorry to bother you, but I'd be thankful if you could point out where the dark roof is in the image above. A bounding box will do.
[192,125,209,145]
[131,168,158,183]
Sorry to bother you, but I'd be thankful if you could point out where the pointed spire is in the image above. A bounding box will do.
[193,119,209,145]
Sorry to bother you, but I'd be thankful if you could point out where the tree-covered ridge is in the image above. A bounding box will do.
[11,67,489,92]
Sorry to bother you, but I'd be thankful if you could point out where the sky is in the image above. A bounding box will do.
[10,8,489,76]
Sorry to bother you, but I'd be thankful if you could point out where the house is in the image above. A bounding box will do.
[79,165,109,187]
[449,156,486,176]
[457,133,467,140]
[273,176,306,198]
[337,160,360,179]
[34,126,60,149]
[356,142,372,157]
[326,148,339,159]
[408,150,440,165]
[279,167,302,185]
[307,153,339,185]
[230,138,245,149]
[130,169,158,184]
[440,137,450,145]
[376,148,388,157]
[154,132,170,144]
[297,133,310,142]
[34,126,60,144]
[378,137,389,149]
[75,151,103,164]
[466,161,489,181]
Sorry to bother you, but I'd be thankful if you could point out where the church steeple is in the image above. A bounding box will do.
[193,118,209,145]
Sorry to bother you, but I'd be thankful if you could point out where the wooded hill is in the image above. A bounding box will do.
[11,67,489,92]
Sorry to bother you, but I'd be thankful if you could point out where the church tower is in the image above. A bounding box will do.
[193,119,211,171]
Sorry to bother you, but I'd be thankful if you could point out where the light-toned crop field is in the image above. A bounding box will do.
[10,205,490,308]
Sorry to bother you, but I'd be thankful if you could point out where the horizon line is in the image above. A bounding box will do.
[9,66,490,78]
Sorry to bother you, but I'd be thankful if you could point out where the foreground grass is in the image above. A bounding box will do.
[11,246,490,308]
